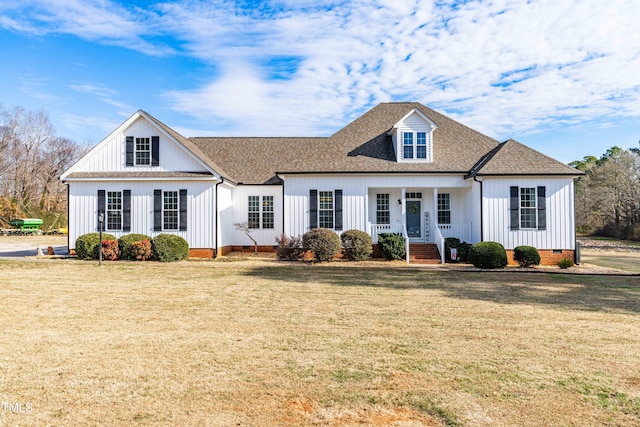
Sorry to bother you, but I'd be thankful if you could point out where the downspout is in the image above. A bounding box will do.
[214,178,223,258]
[277,173,285,235]
[473,176,484,242]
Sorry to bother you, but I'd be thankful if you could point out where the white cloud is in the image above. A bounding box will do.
[3,0,639,143]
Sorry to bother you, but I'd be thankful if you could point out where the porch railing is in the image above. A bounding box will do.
[434,223,445,264]
[402,224,409,264]
[437,223,472,243]
[370,223,404,243]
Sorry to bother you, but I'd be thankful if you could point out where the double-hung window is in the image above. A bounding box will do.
[248,196,274,229]
[402,131,431,161]
[402,133,414,159]
[135,137,151,165]
[416,132,427,159]
[510,186,546,230]
[520,188,537,229]
[376,194,390,224]
[106,191,122,231]
[319,191,334,229]
[262,196,274,229]
[437,193,451,224]
[163,191,179,230]
[248,196,260,228]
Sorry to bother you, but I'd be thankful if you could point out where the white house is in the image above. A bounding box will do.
[61,102,583,264]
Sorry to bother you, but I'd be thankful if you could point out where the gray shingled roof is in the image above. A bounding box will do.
[473,139,582,176]
[143,111,234,179]
[149,103,581,184]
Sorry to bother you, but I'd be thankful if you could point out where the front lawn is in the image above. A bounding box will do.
[1,260,639,426]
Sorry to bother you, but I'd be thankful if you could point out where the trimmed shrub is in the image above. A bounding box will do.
[377,233,406,261]
[118,233,152,260]
[275,233,304,261]
[75,232,116,260]
[302,228,341,262]
[468,241,508,269]
[152,234,189,262]
[558,257,574,269]
[341,229,373,261]
[130,239,153,261]
[444,238,471,262]
[513,245,541,267]
[101,239,121,261]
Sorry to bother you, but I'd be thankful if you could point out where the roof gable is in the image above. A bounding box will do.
[61,111,226,181]
[390,108,437,135]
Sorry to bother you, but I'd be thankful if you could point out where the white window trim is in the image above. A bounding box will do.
[106,191,122,231]
[520,187,537,230]
[248,196,274,229]
[400,131,433,162]
[318,191,334,229]
[135,137,151,166]
[163,190,179,231]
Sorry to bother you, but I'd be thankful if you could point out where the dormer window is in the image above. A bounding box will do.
[401,131,431,161]
[390,108,436,163]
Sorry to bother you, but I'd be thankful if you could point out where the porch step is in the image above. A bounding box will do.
[408,244,441,264]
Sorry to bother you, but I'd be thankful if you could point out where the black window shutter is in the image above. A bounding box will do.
[537,186,546,230]
[151,136,160,166]
[122,190,131,232]
[309,189,318,229]
[153,189,162,231]
[179,189,187,231]
[125,136,134,166]
[510,186,519,230]
[97,190,106,231]
[334,189,343,231]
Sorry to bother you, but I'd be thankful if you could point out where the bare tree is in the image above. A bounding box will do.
[0,106,83,228]
[235,222,258,253]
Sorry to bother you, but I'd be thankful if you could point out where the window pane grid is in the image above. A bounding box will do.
[437,193,451,224]
[262,196,274,229]
[248,196,260,228]
[520,188,537,228]
[403,132,414,159]
[106,191,122,230]
[376,194,390,224]
[319,191,334,229]
[135,137,150,165]
[163,191,178,230]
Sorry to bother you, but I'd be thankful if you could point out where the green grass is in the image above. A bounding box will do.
[581,254,640,273]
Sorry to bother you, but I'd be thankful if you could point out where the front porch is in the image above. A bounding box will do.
[367,186,476,263]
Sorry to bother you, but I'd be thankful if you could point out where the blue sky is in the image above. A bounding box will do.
[1,0,638,164]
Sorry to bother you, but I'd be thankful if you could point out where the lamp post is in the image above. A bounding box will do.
[98,211,104,266]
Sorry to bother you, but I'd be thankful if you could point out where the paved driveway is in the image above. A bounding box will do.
[0,237,68,260]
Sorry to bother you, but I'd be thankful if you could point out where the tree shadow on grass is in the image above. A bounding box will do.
[242,265,640,314]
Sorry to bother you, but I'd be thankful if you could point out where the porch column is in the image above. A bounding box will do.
[433,188,438,227]
[401,188,406,218]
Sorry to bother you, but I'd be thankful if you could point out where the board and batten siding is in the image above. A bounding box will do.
[70,117,209,174]
[482,177,575,250]
[67,180,215,250]
[227,185,284,246]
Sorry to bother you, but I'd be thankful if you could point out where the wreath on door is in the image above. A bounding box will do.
[408,204,420,214]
